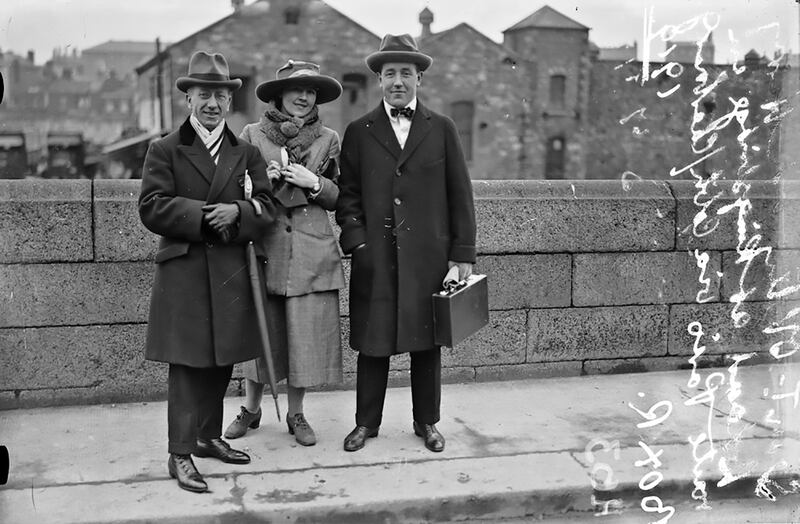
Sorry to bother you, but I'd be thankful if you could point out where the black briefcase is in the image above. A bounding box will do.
[432,274,489,347]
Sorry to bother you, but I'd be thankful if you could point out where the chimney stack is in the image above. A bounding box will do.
[419,7,433,38]
[232,0,244,12]
[27,50,34,64]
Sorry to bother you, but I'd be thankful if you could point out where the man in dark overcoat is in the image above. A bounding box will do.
[138,51,276,493]
[336,34,476,453]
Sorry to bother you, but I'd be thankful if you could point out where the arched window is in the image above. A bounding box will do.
[450,100,474,161]
[549,74,566,108]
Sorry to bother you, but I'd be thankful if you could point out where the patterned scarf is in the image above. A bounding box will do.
[189,114,225,164]
[261,101,321,166]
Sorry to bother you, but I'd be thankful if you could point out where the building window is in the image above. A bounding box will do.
[232,76,252,114]
[545,137,566,179]
[450,100,474,161]
[340,73,367,129]
[549,74,566,108]
[342,73,366,105]
[284,6,300,24]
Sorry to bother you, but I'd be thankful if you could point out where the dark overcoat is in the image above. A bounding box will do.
[138,118,276,367]
[336,101,476,356]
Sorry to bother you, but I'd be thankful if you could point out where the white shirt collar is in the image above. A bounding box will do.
[383,97,418,119]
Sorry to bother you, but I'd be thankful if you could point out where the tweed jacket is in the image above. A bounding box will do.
[240,121,345,297]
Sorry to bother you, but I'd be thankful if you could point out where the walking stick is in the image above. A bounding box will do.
[242,169,280,421]
[246,241,281,422]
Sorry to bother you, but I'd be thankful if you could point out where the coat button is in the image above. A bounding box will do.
[286,210,292,218]
[393,197,401,205]
[286,225,292,232]
[395,169,401,177]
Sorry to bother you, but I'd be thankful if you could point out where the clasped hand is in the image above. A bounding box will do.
[202,203,239,242]
[268,160,318,189]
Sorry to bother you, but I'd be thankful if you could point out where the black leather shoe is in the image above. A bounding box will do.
[168,453,208,493]
[194,438,251,464]
[413,421,445,452]
[343,425,379,452]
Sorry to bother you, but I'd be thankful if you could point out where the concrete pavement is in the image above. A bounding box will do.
[1,363,799,523]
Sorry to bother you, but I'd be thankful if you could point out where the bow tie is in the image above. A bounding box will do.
[390,106,414,119]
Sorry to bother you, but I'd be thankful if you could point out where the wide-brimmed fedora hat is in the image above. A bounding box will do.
[365,34,432,73]
[175,51,242,93]
[255,60,343,105]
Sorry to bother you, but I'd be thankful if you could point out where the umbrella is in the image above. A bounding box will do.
[246,241,281,421]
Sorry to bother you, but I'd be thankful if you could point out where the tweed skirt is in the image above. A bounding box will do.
[242,290,342,388]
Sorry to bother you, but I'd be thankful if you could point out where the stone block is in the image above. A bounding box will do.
[667,302,794,356]
[527,306,669,362]
[441,366,476,384]
[780,182,800,248]
[0,391,19,410]
[12,386,102,409]
[0,179,92,263]
[475,361,582,382]
[94,179,158,262]
[0,323,167,408]
[582,353,776,376]
[672,180,782,251]
[442,310,527,367]
[720,249,800,302]
[472,180,674,254]
[0,326,103,389]
[0,324,162,403]
[477,254,570,309]
[574,251,722,306]
[0,262,152,328]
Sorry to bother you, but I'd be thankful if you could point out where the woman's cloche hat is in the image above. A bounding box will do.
[175,51,242,93]
[255,60,343,105]
[365,34,432,73]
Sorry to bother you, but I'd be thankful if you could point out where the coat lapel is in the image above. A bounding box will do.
[366,105,402,160]
[207,127,244,203]
[396,102,432,168]
[176,119,215,185]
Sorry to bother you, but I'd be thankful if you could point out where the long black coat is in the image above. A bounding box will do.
[139,118,276,367]
[336,102,476,356]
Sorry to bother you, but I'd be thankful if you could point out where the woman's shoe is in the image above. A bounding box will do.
[287,413,317,446]
[224,406,262,439]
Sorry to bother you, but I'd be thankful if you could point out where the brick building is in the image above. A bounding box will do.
[133,0,790,181]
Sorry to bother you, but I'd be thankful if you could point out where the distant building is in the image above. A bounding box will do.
[598,42,637,62]
[131,1,785,180]
[665,32,715,64]
[81,41,159,83]
[0,41,152,172]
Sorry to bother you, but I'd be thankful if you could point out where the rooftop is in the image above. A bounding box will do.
[504,5,589,33]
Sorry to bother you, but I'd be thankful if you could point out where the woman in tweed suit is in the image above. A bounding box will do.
[224,60,344,446]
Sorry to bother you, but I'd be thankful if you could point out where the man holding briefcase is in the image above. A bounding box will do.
[336,34,476,453]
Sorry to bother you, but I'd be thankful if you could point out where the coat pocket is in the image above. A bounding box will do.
[155,241,190,263]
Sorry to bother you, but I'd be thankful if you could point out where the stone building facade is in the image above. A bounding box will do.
[134,0,791,181]
[135,0,381,139]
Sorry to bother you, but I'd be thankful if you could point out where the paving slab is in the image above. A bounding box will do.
[1,364,798,523]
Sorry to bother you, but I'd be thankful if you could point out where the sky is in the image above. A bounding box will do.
[1,0,798,65]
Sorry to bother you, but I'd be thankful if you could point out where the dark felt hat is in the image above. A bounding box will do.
[365,34,432,73]
[255,60,343,105]
[175,51,242,93]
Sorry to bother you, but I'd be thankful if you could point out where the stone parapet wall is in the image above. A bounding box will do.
[2,179,798,408]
